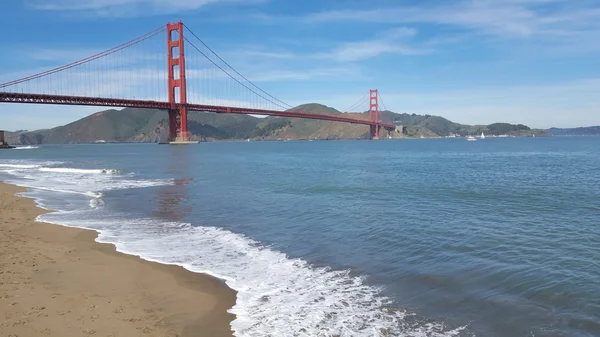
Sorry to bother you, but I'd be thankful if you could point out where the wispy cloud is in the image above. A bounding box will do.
[320,27,431,62]
[230,27,429,63]
[305,0,600,40]
[249,67,358,82]
[29,0,266,17]
[8,0,600,130]
[226,49,297,60]
[369,78,600,128]
[23,48,106,62]
[278,77,600,129]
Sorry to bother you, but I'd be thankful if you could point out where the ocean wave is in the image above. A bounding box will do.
[89,197,105,208]
[4,158,465,336]
[14,145,40,150]
[86,191,104,199]
[38,212,466,337]
[18,186,104,199]
[39,167,122,175]
[1,160,173,210]
[6,173,173,197]
[0,163,41,169]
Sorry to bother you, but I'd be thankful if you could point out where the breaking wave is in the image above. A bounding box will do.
[39,167,122,175]
[2,158,467,336]
[14,145,40,150]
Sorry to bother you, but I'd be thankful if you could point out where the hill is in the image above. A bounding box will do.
[546,126,600,136]
[259,103,375,140]
[10,108,286,144]
[5,104,545,144]
[379,112,544,137]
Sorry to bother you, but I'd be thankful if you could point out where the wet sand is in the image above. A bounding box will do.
[0,182,236,337]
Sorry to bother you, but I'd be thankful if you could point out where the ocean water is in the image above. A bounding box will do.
[1,137,599,337]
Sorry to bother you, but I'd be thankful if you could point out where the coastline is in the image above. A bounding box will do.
[0,181,237,337]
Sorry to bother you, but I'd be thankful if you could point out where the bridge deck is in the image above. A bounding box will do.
[0,92,396,129]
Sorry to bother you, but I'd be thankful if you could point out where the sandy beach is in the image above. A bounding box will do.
[0,182,236,337]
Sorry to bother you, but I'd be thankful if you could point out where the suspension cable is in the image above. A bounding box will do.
[183,24,294,110]
[184,37,290,111]
[378,92,389,111]
[342,94,368,113]
[0,25,165,89]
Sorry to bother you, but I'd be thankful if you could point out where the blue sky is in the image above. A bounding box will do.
[1,0,600,130]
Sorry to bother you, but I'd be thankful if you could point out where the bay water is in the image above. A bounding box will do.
[1,137,599,337]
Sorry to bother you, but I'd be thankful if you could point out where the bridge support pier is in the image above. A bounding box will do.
[167,21,194,144]
[167,109,180,141]
[370,125,380,140]
[369,89,380,139]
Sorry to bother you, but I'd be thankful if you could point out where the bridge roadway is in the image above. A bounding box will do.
[0,92,396,130]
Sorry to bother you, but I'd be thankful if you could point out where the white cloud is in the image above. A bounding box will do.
[323,28,430,62]
[247,27,429,62]
[23,48,106,63]
[313,79,600,128]
[226,29,428,63]
[230,50,297,59]
[29,0,266,17]
[19,47,165,65]
[249,67,357,82]
[304,0,600,40]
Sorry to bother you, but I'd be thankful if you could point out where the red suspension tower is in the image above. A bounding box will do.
[369,89,380,139]
[167,22,189,142]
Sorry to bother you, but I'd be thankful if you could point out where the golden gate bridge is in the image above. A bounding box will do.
[0,22,396,143]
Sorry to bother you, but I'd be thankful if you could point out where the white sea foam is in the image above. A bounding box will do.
[39,167,121,175]
[37,211,467,337]
[0,160,172,209]
[89,197,105,208]
[14,145,40,150]
[2,159,466,336]
[0,163,41,169]
[18,186,104,199]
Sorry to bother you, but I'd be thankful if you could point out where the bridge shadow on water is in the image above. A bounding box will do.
[153,145,194,222]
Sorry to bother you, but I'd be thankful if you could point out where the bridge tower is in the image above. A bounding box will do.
[167,22,189,142]
[369,89,380,139]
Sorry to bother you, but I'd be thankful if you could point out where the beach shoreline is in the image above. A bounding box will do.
[0,181,237,337]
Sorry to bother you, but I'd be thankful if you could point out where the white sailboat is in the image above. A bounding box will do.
[480,132,485,139]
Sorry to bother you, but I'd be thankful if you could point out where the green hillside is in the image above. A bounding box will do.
[13,108,281,144]
[380,111,545,137]
[6,104,546,145]
[259,103,373,140]
[546,126,600,136]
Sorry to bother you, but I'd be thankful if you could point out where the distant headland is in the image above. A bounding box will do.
[5,104,549,145]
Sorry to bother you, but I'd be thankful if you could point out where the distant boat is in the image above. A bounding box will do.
[466,135,477,141]
[480,132,485,139]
